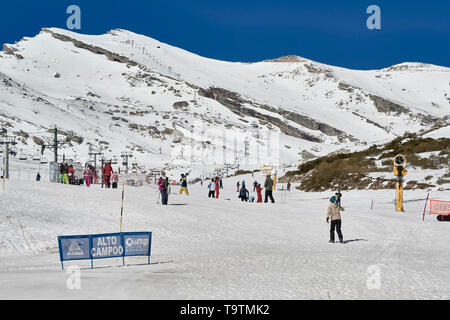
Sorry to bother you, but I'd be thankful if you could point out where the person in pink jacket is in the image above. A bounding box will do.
[84,167,93,187]
[111,172,119,189]
[157,172,169,205]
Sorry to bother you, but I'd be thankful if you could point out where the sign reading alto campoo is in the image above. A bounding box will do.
[57,232,152,270]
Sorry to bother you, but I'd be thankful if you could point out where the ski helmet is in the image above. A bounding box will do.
[330,196,336,203]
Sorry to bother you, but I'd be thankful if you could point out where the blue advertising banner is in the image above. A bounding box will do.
[91,233,123,259]
[59,235,91,261]
[123,232,152,257]
[57,232,152,270]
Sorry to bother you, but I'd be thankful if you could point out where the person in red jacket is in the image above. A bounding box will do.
[214,176,220,199]
[102,161,113,188]
[256,183,263,203]
[68,165,75,184]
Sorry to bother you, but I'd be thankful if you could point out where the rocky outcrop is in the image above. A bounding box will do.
[368,95,410,114]
[264,55,306,63]
[198,87,322,142]
[42,29,138,67]
[256,104,347,137]
[338,82,355,93]
[368,94,440,125]
[2,44,24,59]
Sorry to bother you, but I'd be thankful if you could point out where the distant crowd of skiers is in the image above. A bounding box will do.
[56,161,118,189]
[155,171,294,206]
[235,174,278,203]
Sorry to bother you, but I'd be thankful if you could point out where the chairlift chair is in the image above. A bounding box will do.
[18,150,27,161]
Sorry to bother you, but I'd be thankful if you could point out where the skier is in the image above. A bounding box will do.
[179,172,190,196]
[59,163,65,183]
[62,163,69,184]
[249,195,255,203]
[102,161,113,188]
[335,189,342,207]
[68,165,75,184]
[256,183,263,203]
[264,175,275,203]
[253,180,258,192]
[111,172,119,189]
[84,166,93,187]
[239,185,249,202]
[327,196,345,243]
[158,172,169,205]
[236,181,240,192]
[287,181,291,191]
[89,165,98,184]
[36,173,41,182]
[214,176,220,199]
[219,177,223,189]
[208,179,215,198]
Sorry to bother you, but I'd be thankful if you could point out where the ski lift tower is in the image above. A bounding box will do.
[0,136,17,179]
[120,151,133,174]
[88,148,103,177]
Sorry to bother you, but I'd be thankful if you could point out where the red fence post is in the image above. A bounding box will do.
[423,193,430,221]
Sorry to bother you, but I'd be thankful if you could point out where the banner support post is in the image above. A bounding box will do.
[120,183,125,232]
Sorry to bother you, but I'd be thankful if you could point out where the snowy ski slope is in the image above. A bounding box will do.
[0,176,449,299]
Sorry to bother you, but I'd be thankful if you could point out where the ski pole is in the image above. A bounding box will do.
[120,183,125,232]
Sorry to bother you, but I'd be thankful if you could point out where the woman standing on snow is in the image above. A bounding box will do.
[327,196,345,243]
[158,172,169,205]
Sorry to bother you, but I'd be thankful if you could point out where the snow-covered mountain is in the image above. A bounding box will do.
[0,27,449,177]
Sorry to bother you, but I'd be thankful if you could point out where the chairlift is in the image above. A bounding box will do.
[18,150,27,161]
[33,150,41,161]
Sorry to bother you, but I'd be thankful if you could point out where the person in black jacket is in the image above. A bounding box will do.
[239,186,249,202]
[264,175,275,203]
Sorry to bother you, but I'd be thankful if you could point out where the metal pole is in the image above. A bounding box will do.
[2,148,5,190]
[93,154,97,179]
[5,143,9,179]
[101,158,104,188]
[120,183,125,232]
[54,126,58,163]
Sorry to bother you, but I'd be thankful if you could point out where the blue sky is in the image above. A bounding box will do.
[0,0,449,69]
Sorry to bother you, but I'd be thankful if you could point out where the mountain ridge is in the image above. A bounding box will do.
[0,27,448,177]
